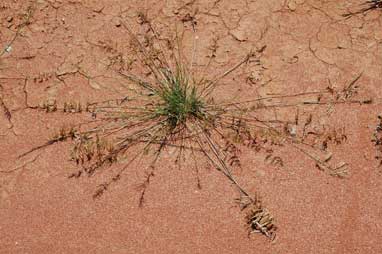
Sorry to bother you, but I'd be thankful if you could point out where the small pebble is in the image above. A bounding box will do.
[230,27,248,42]
[93,6,104,13]
[288,0,297,11]
[4,45,12,53]
[114,19,121,27]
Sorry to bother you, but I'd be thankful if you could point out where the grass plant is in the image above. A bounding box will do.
[18,15,371,240]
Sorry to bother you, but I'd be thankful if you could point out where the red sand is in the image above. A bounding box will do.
[1,0,382,253]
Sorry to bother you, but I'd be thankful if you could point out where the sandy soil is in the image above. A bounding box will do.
[1,0,382,253]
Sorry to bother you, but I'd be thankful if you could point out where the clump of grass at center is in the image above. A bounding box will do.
[154,66,205,131]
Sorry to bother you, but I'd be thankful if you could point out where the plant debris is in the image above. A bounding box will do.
[343,0,382,17]
[372,115,382,170]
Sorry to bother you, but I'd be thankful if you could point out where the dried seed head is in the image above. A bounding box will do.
[52,126,77,141]
[39,100,57,112]
[63,101,83,113]
[246,205,276,240]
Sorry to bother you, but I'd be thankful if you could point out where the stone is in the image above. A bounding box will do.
[230,27,248,42]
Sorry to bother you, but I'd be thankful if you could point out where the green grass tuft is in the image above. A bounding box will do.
[155,66,204,130]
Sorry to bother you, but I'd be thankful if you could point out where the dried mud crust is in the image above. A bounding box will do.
[1,0,382,253]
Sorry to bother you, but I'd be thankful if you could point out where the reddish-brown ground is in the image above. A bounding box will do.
[1,0,382,253]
